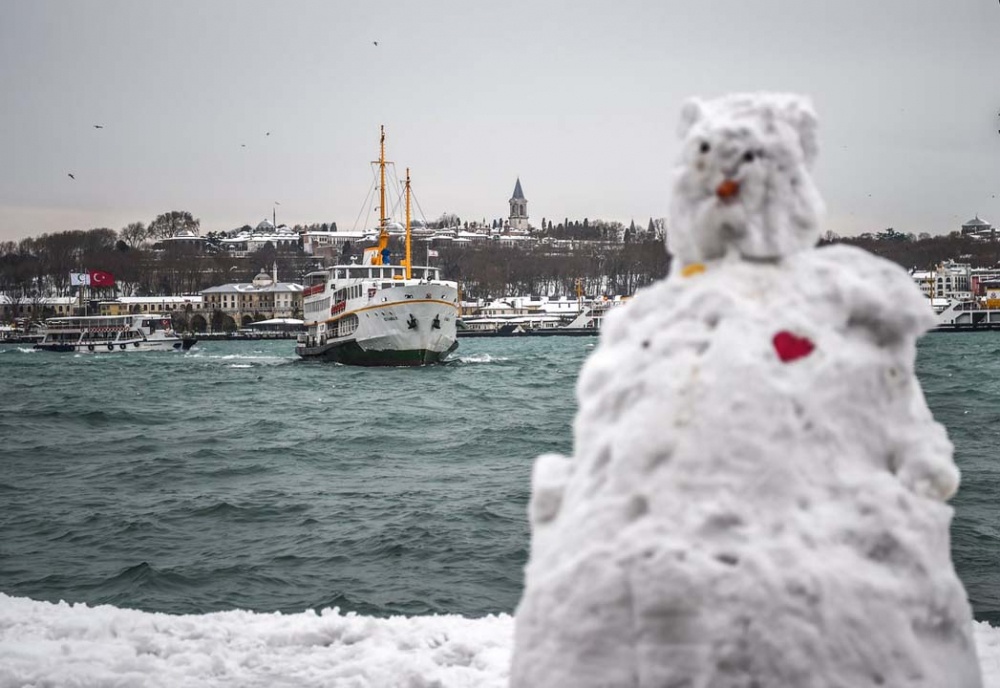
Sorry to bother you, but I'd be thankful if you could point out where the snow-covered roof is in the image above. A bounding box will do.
[116,296,203,304]
[160,230,204,241]
[247,318,304,326]
[0,295,76,305]
[219,234,298,244]
[202,283,303,294]
[301,231,371,240]
[963,215,989,226]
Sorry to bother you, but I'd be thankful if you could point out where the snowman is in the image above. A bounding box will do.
[511,93,982,688]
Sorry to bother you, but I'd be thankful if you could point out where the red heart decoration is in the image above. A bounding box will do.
[773,331,814,363]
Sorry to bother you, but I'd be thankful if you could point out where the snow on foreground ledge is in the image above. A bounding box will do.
[0,593,998,687]
[0,593,511,688]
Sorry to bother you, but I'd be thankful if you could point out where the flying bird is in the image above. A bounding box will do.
[373,41,378,46]
[275,201,281,205]
[67,173,75,180]
[266,132,271,136]
[93,125,104,129]
[241,144,246,148]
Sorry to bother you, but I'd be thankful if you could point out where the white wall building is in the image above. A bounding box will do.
[201,264,303,326]
[914,261,973,301]
[219,220,300,257]
[301,231,372,256]
[0,295,77,320]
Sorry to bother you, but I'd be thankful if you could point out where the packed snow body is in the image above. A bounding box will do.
[0,594,511,688]
[512,93,982,687]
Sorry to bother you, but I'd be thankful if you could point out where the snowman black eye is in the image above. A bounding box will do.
[742,151,755,163]
[699,141,710,154]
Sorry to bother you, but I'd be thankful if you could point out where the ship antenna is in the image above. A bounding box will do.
[405,167,412,280]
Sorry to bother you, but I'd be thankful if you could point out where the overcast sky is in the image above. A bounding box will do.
[1,0,998,242]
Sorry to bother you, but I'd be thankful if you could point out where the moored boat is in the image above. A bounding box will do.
[34,314,196,353]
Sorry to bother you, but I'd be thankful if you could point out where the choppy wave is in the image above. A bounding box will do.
[457,353,511,364]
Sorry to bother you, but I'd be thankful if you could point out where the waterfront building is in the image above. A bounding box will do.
[934,261,973,300]
[201,263,303,328]
[99,295,205,316]
[0,295,77,320]
[912,261,973,301]
[910,270,934,299]
[509,178,529,232]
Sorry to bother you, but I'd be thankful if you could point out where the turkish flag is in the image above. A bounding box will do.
[89,270,115,287]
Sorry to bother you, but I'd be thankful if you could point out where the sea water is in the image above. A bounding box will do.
[0,336,996,622]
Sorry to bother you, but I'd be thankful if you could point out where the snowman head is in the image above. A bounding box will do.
[667,93,824,267]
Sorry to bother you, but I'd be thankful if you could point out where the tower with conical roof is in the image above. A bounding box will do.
[509,177,529,232]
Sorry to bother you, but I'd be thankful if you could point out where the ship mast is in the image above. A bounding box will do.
[405,167,412,280]
[371,124,390,265]
[379,125,387,231]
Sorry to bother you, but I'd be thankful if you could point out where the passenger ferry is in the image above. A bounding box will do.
[34,314,196,353]
[296,127,459,366]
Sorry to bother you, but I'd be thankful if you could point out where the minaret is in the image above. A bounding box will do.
[509,177,528,232]
[272,261,278,284]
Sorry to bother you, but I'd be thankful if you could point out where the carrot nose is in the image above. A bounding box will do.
[716,179,739,200]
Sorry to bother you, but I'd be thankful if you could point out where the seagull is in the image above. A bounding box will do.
[266,132,270,136]
[241,144,246,148]
[275,201,281,205]
[93,125,104,129]
[67,173,75,180]
[373,41,378,46]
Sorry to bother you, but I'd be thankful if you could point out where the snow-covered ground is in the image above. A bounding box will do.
[0,594,510,688]
[0,594,996,687]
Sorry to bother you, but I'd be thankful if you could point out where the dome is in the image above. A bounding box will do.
[256,219,275,233]
[251,270,274,287]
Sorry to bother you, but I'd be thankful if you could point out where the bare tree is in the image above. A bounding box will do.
[148,211,200,240]
[120,222,149,248]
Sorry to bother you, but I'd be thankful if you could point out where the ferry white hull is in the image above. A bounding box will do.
[297,287,459,366]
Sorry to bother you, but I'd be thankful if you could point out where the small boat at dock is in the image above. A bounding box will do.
[34,314,196,353]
